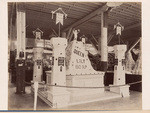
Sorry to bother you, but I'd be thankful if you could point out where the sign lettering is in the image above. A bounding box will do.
[73,49,84,57]
[76,59,85,63]
[75,65,87,69]
[58,57,64,66]
[75,58,87,69]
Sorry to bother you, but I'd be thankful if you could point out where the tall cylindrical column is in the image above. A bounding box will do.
[16,4,26,59]
[33,47,44,82]
[99,11,108,71]
[15,4,26,94]
[113,45,127,85]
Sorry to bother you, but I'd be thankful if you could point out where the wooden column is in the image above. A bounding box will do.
[9,3,17,51]
[16,4,26,59]
[99,11,108,71]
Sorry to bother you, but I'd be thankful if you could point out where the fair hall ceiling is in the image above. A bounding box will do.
[8,2,141,47]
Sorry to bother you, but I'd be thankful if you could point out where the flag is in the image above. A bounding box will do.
[116,26,122,35]
[56,13,64,25]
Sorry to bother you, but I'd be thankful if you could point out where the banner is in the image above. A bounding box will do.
[56,13,64,25]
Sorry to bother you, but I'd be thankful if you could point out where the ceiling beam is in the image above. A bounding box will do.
[88,38,98,50]
[124,23,141,31]
[91,34,98,44]
[62,3,108,32]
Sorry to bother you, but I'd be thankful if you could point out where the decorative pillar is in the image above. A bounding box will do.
[32,28,44,82]
[46,37,70,108]
[110,45,130,97]
[113,45,126,85]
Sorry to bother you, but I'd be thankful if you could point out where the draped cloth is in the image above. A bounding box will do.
[125,50,142,75]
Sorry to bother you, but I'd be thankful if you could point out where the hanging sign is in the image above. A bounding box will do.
[116,26,122,35]
[114,22,124,35]
[44,40,51,49]
[56,13,64,25]
[58,57,64,66]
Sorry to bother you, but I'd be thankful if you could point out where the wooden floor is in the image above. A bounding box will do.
[8,82,142,111]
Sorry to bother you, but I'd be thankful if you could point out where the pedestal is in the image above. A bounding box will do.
[66,74,105,104]
[46,71,70,108]
[46,38,70,108]
[110,85,130,97]
[47,89,70,108]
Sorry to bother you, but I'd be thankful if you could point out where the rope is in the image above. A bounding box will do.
[128,81,142,85]
[46,81,142,89]
[23,80,45,85]
[23,80,142,89]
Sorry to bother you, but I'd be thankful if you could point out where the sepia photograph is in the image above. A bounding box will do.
[7,1,142,111]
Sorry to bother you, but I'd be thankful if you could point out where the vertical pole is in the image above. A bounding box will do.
[21,11,26,59]
[16,4,26,59]
[118,34,120,45]
[99,11,108,71]
[34,81,38,110]
[16,3,26,94]
[16,10,20,59]
[61,32,66,38]
[58,23,60,37]
[9,4,14,52]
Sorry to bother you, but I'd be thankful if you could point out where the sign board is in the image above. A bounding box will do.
[44,40,51,49]
[58,57,64,66]
[56,13,64,25]
[116,26,122,35]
